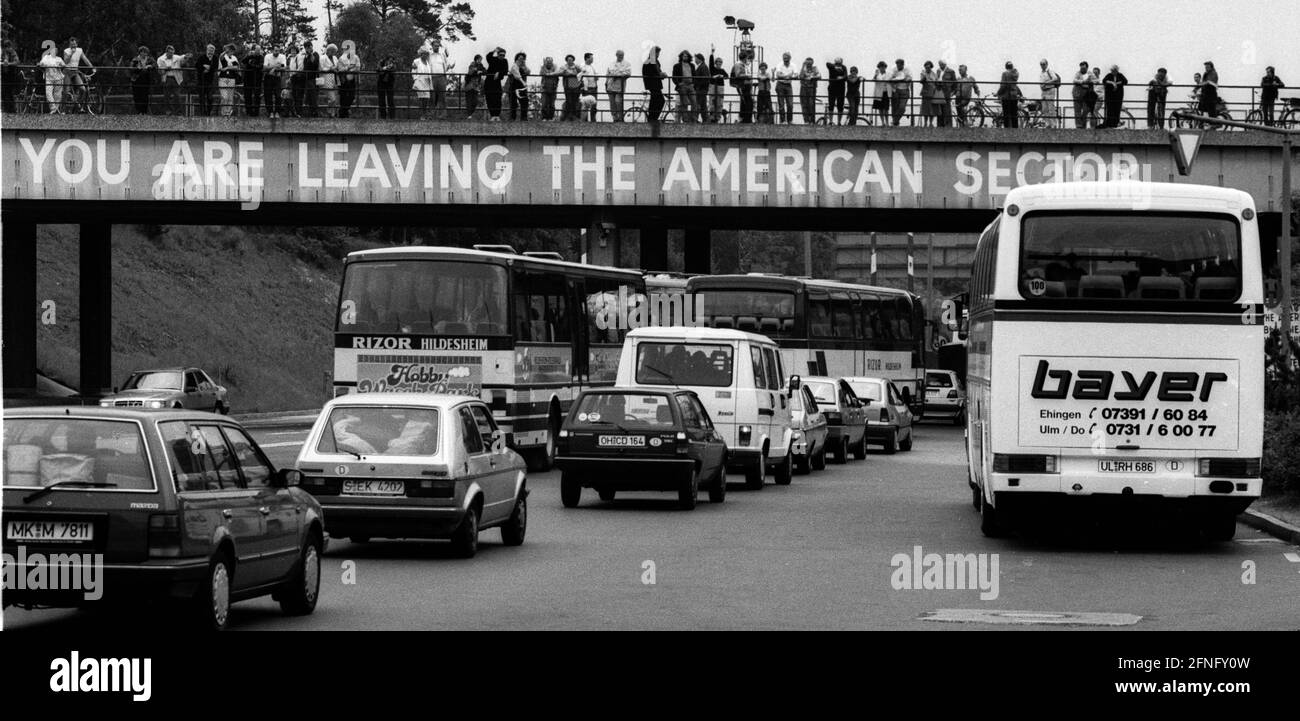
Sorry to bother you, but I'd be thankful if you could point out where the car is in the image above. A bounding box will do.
[801,376,869,463]
[923,369,967,424]
[2,407,323,630]
[294,393,527,558]
[557,388,729,509]
[844,376,915,454]
[99,367,229,414]
[789,382,829,474]
[616,327,797,489]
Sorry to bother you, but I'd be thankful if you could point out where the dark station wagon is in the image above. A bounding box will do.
[2,407,324,630]
[556,389,729,510]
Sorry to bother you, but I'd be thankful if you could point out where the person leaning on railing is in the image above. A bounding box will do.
[157,45,184,115]
[954,64,979,127]
[1146,67,1170,128]
[337,44,360,118]
[798,56,819,124]
[774,52,796,124]
[485,47,507,121]
[2,39,20,113]
[606,50,631,122]
[376,55,397,119]
[243,42,263,117]
[262,44,286,119]
[464,54,485,120]
[888,58,911,126]
[129,45,155,114]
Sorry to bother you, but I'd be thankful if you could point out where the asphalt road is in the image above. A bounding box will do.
[6,423,1298,630]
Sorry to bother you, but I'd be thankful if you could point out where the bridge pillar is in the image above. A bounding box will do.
[584,218,620,267]
[3,215,39,396]
[684,227,711,274]
[79,223,113,397]
[639,224,669,272]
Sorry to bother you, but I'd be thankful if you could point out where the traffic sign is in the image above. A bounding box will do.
[1169,129,1204,176]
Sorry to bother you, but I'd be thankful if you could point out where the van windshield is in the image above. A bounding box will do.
[635,342,734,387]
[1019,213,1241,302]
[316,407,440,456]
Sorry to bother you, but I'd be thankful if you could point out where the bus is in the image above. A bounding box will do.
[685,273,927,410]
[961,182,1264,540]
[333,246,645,470]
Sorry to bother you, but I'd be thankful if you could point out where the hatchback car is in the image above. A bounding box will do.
[789,383,829,474]
[294,393,527,558]
[2,407,323,631]
[99,367,229,414]
[844,377,915,454]
[556,388,728,509]
[923,370,966,424]
[801,376,870,463]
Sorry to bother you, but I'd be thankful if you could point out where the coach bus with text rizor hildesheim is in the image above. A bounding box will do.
[686,274,927,411]
[963,182,1263,540]
[333,246,644,471]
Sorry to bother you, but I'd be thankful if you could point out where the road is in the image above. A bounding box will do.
[6,423,1298,630]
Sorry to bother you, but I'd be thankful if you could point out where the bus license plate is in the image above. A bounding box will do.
[342,480,406,496]
[6,520,94,542]
[1098,460,1156,474]
[598,435,645,447]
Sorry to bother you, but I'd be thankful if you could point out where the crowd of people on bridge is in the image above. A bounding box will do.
[1,35,1291,129]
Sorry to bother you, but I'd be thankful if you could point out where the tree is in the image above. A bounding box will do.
[4,0,247,63]
[359,0,475,42]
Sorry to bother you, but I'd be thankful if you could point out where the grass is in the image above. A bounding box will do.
[35,224,378,413]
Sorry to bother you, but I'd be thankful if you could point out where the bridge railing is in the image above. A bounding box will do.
[5,65,1295,130]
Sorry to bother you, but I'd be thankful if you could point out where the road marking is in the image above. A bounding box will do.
[258,441,304,448]
[1236,537,1287,544]
[920,609,1142,626]
[1285,552,1300,568]
[264,430,307,436]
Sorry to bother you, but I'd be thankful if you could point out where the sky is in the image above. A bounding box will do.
[308,0,1299,98]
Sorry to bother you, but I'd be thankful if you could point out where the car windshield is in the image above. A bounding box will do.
[635,342,734,387]
[847,381,883,402]
[1019,213,1241,302]
[338,260,509,335]
[2,418,153,489]
[804,381,837,405]
[315,407,440,457]
[926,372,954,388]
[123,371,183,391]
[571,393,676,428]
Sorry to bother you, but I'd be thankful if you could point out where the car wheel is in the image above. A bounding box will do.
[794,450,811,475]
[833,437,849,464]
[678,471,698,510]
[744,452,767,489]
[191,552,233,631]
[900,430,913,452]
[597,488,616,502]
[527,412,561,472]
[852,432,868,460]
[980,490,1009,538]
[278,531,322,616]
[972,483,982,511]
[811,445,827,471]
[1203,512,1237,542]
[708,466,727,503]
[773,447,793,485]
[450,506,479,558]
[501,492,527,546]
[953,408,966,426]
[560,473,582,508]
[883,430,898,455]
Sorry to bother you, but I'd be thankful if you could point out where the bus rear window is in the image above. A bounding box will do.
[696,290,796,336]
[1019,213,1241,302]
[339,261,508,335]
[635,343,734,387]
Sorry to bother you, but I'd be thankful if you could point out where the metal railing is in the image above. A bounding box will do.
[4,66,1295,131]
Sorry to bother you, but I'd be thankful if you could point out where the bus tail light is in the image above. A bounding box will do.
[1197,458,1261,477]
[148,514,182,558]
[738,425,753,447]
[993,454,1058,474]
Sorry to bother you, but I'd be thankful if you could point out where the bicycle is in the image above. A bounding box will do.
[1088,103,1137,129]
[1174,96,1233,130]
[967,95,1029,128]
[61,71,105,115]
[14,70,47,113]
[1246,97,1299,128]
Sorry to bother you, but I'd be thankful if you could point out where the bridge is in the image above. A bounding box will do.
[3,116,1296,396]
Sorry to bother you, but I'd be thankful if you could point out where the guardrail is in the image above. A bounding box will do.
[4,65,1296,131]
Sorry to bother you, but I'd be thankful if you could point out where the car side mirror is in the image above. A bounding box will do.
[900,387,912,405]
[787,374,801,397]
[272,468,302,488]
[112,386,119,393]
[185,386,198,393]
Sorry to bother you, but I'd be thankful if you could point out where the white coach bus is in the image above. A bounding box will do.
[963,182,1264,540]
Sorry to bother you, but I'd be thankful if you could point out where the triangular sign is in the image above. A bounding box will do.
[1170,129,1204,175]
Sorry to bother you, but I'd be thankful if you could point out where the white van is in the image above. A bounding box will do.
[615,327,796,489]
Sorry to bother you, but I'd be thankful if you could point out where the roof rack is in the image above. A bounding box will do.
[473,244,518,254]
[522,251,565,261]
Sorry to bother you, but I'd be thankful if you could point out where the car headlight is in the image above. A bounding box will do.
[99,400,113,407]
[146,400,168,409]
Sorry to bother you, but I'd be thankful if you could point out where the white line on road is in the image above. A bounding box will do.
[920,609,1142,626]
[1285,552,1300,563]
[264,430,307,436]
[259,441,305,448]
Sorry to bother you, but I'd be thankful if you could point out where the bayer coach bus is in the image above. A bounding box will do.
[333,246,644,471]
[964,182,1263,540]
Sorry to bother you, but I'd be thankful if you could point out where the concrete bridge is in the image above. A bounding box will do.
[3,116,1295,396]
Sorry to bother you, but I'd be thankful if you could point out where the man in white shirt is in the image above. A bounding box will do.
[773,52,796,123]
[262,45,287,118]
[427,39,454,120]
[1039,58,1061,128]
[605,50,632,122]
[39,51,65,113]
[580,52,598,121]
[156,45,184,115]
[888,59,912,126]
